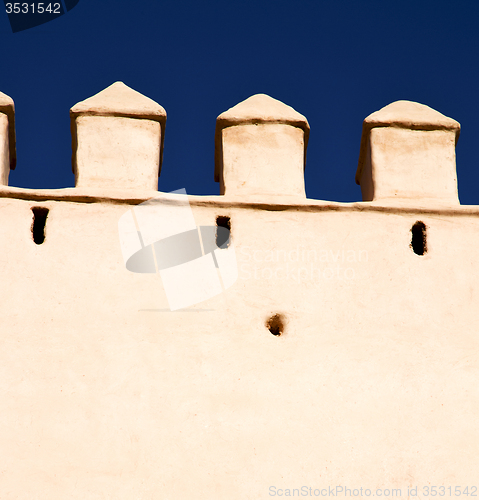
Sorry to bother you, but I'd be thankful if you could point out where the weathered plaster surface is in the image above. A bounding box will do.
[0,90,16,183]
[0,114,9,185]
[74,115,161,190]
[357,101,460,204]
[0,191,479,498]
[70,82,166,188]
[220,124,305,197]
[0,86,477,498]
[215,94,309,197]
[367,127,458,202]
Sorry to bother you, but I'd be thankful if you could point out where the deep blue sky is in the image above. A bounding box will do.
[1,0,479,203]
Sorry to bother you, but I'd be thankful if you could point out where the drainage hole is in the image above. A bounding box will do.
[411,221,427,256]
[31,207,49,245]
[216,215,231,248]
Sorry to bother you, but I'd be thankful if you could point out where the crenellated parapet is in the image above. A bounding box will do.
[0,91,16,186]
[0,85,465,208]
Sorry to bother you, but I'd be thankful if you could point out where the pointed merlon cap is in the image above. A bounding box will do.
[70,82,167,169]
[215,94,310,182]
[216,93,310,128]
[0,91,16,170]
[356,100,460,184]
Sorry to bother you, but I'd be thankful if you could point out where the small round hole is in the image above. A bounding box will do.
[266,314,285,336]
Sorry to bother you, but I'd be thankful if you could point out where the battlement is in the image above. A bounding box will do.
[1,84,478,498]
[0,90,16,185]
[0,82,464,207]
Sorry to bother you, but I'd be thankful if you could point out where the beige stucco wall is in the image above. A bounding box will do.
[368,128,458,202]
[220,124,306,197]
[74,116,161,190]
[0,190,478,498]
[0,114,10,185]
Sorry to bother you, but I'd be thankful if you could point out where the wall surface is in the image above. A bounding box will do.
[0,89,476,498]
[0,114,9,185]
[1,188,478,499]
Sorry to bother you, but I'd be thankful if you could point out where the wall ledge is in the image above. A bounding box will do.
[1,185,479,216]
